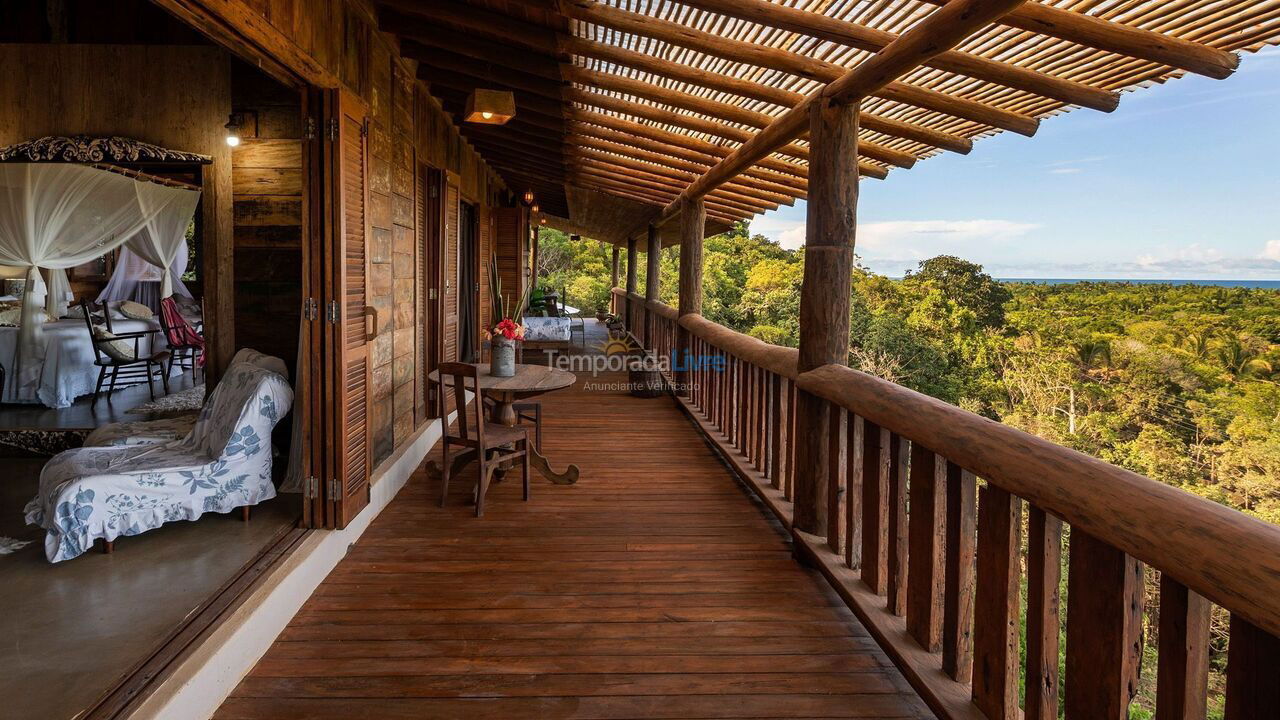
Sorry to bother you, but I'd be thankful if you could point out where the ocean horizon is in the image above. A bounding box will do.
[995,278,1280,289]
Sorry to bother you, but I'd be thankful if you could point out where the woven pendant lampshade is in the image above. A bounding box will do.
[464,89,515,125]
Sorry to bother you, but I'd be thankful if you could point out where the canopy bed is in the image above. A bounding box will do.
[0,136,208,408]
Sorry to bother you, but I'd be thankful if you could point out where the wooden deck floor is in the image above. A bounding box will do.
[216,361,932,718]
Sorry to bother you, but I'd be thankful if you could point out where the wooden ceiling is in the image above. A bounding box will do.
[377,0,1280,241]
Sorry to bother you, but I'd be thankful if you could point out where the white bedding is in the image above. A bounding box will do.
[0,318,172,408]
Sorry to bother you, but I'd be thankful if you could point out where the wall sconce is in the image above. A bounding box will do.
[224,110,258,147]
[464,89,515,125]
[224,113,243,147]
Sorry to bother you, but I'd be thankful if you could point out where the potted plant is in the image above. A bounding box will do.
[488,254,530,377]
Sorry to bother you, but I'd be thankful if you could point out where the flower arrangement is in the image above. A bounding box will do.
[491,317,525,342]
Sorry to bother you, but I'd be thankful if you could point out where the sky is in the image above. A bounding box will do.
[749,49,1280,280]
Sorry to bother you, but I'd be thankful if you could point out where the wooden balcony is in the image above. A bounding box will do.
[215,337,933,718]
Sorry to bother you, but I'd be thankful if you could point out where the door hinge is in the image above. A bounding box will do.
[327,300,340,324]
[303,476,318,499]
[428,287,438,300]
[329,478,342,499]
[360,119,369,138]
[327,117,339,142]
[303,297,318,321]
[303,117,318,141]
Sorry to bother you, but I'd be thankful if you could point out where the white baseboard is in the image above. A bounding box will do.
[128,417,445,720]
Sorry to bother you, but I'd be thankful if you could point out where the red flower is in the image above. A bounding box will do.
[492,317,524,341]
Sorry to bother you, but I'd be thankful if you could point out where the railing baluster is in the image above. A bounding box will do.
[1156,574,1210,720]
[861,421,890,594]
[943,462,976,682]
[1064,530,1144,719]
[845,414,864,570]
[1224,615,1280,718]
[785,379,797,501]
[907,447,946,651]
[769,373,782,488]
[973,484,1021,720]
[887,433,909,616]
[826,404,846,554]
[1026,506,1063,720]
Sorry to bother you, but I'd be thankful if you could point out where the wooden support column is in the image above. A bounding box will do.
[610,243,620,314]
[531,227,541,285]
[792,98,859,536]
[625,235,638,330]
[676,198,705,395]
[645,223,661,348]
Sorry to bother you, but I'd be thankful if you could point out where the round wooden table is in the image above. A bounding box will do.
[426,363,579,485]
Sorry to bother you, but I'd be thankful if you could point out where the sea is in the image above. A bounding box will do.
[997,278,1280,290]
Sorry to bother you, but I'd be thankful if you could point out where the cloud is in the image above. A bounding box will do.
[1263,240,1280,261]
[1049,168,1082,175]
[778,225,807,250]
[856,220,1040,253]
[987,244,1280,279]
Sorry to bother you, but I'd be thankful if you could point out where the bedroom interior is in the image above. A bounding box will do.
[0,3,307,717]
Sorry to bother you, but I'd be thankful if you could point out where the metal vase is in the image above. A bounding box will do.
[491,336,517,377]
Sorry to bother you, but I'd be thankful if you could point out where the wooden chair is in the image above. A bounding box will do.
[158,296,204,378]
[80,300,171,407]
[438,362,531,517]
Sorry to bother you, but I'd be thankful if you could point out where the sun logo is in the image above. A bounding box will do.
[597,336,637,356]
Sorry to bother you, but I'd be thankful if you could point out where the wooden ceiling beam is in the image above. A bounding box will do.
[662,0,1032,221]
[569,89,889,180]
[379,0,563,57]
[403,42,566,100]
[417,64,567,119]
[568,123,807,192]
[562,34,972,154]
[676,0,1119,112]
[915,0,1239,79]
[572,159,777,214]
[566,66,915,169]
[568,146,794,206]
[384,11,562,83]
[570,174,745,222]
[557,0,1039,136]
[568,133,804,199]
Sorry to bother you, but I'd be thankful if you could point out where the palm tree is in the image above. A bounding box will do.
[1216,336,1270,378]
[1073,339,1111,371]
[1182,332,1210,360]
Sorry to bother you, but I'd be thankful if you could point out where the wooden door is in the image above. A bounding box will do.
[442,182,460,363]
[324,87,372,528]
[419,165,444,418]
[299,87,326,528]
[478,206,493,356]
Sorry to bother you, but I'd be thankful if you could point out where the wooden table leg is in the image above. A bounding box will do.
[529,446,579,485]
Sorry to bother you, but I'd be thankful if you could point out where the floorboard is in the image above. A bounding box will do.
[216,323,932,719]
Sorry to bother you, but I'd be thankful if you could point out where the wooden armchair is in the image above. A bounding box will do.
[79,300,170,406]
[438,362,531,517]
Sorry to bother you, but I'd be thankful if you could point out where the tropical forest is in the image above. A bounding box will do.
[537,222,1280,718]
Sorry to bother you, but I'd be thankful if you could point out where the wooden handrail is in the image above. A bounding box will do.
[796,363,1280,638]
[679,314,798,379]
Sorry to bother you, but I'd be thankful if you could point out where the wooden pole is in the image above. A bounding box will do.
[625,236,638,330]
[645,224,661,301]
[610,243,620,316]
[677,199,706,395]
[792,98,860,537]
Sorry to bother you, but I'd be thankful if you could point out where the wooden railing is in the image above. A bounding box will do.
[610,287,1280,720]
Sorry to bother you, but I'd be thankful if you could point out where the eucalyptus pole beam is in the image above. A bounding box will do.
[565,66,917,169]
[792,99,861,537]
[571,162,777,215]
[660,0,1031,222]
[676,0,1119,111]
[562,34,972,154]
[570,174,745,223]
[557,0,1039,136]
[567,95,890,181]
[568,147,794,206]
[676,198,707,395]
[611,243,620,292]
[915,0,1239,79]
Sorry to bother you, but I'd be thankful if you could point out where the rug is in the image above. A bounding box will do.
[0,429,89,457]
[127,384,205,417]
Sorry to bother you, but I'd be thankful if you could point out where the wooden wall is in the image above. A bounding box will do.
[148,0,510,470]
[230,62,303,374]
[0,44,233,367]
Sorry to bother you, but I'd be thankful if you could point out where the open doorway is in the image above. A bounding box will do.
[458,200,480,362]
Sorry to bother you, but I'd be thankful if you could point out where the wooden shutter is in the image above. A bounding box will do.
[443,182,460,363]
[300,88,326,528]
[326,88,372,528]
[478,206,492,353]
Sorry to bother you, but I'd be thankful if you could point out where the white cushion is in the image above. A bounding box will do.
[118,300,153,320]
[92,327,136,361]
[0,307,19,327]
